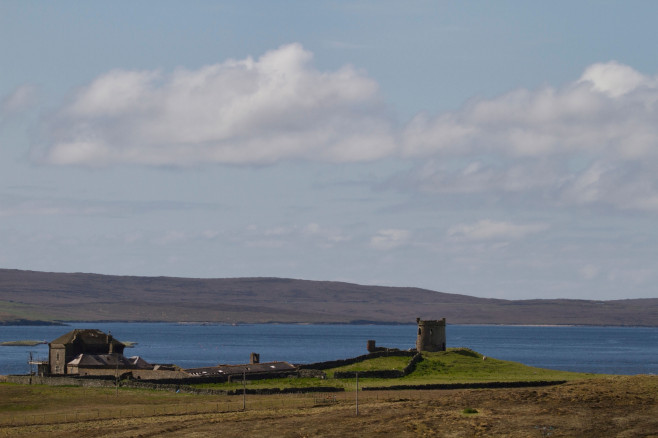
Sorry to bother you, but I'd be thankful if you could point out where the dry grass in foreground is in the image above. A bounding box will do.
[1,375,657,437]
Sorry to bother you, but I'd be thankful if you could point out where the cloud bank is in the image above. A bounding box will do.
[370,228,410,250]
[400,61,658,211]
[37,43,395,166]
[35,48,658,211]
[1,85,37,118]
[447,220,548,241]
[403,61,658,160]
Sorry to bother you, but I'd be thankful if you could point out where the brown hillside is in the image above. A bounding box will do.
[0,269,656,325]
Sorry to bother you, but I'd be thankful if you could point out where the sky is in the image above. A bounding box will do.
[2,1,658,300]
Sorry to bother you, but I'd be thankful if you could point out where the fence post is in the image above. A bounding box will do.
[355,372,359,416]
[242,370,246,411]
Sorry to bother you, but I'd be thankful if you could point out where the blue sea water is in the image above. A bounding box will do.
[1,323,657,376]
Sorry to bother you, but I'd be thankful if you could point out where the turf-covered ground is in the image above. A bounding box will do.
[3,349,654,437]
[190,348,601,391]
[1,375,656,437]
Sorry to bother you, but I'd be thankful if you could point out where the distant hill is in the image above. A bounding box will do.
[0,268,656,326]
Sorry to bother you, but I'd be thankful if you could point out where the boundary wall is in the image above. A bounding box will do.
[3,374,343,395]
[298,350,415,371]
[333,352,423,379]
[4,371,299,388]
[363,380,568,391]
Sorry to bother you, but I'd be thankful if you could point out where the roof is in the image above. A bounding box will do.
[67,353,133,368]
[186,361,297,377]
[50,329,125,349]
[128,356,152,368]
[67,353,154,369]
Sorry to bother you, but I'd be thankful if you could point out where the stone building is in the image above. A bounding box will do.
[48,329,125,375]
[416,318,446,352]
[185,361,297,381]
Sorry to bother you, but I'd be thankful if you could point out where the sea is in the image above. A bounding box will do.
[1,323,657,376]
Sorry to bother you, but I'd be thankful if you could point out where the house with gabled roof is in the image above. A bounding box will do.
[48,329,125,375]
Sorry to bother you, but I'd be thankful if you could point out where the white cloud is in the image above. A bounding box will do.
[152,230,188,245]
[0,198,107,217]
[403,62,658,160]
[447,220,547,241]
[1,85,37,116]
[579,264,600,280]
[370,228,410,250]
[242,223,351,249]
[303,223,350,247]
[403,158,563,194]
[578,61,653,97]
[0,195,215,218]
[37,43,395,166]
[33,52,658,212]
[399,61,658,211]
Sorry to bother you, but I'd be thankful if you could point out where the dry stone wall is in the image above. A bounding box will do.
[298,350,415,371]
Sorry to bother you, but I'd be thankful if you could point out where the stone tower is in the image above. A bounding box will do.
[416,318,446,352]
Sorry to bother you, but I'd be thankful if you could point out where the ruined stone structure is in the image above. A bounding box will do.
[48,329,125,375]
[416,318,446,352]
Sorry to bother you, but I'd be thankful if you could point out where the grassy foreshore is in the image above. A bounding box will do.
[0,340,47,347]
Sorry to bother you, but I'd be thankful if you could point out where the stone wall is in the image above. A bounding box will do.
[5,369,298,387]
[74,368,190,380]
[298,350,415,371]
[5,375,116,388]
[3,374,343,395]
[334,369,404,379]
[333,352,423,379]
[362,380,567,391]
[121,380,345,395]
[403,352,423,375]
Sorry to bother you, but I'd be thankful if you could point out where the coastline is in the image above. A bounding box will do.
[3,319,658,328]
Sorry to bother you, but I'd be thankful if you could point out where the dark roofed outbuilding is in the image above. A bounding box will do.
[185,362,297,380]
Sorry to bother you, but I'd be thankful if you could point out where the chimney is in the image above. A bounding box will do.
[250,352,260,364]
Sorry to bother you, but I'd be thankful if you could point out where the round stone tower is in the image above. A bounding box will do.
[416,318,446,352]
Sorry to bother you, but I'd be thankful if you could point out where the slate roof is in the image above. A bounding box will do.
[68,353,153,369]
[50,329,125,349]
[186,362,297,377]
[128,356,152,368]
[68,353,131,368]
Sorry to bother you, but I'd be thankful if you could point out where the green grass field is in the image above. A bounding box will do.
[405,348,595,381]
[190,348,600,392]
[325,355,411,377]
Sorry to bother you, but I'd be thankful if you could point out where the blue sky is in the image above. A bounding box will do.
[2,1,658,300]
